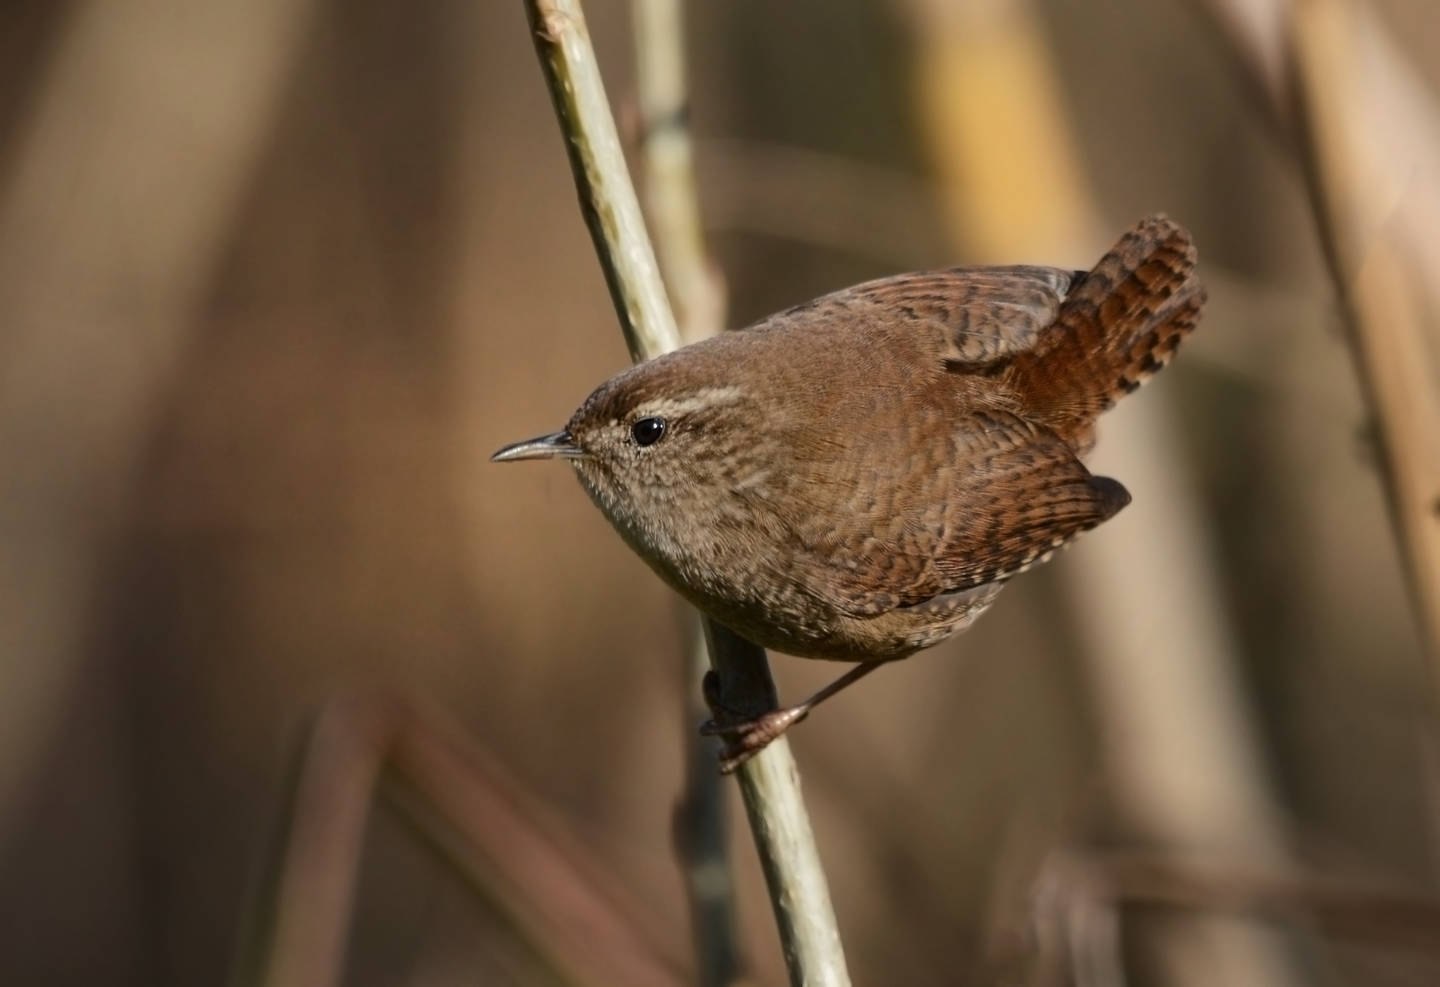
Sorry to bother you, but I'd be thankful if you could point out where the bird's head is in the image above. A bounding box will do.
[491,348,780,567]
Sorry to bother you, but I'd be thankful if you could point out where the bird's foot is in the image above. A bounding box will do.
[698,662,887,773]
[699,668,811,773]
[700,704,811,773]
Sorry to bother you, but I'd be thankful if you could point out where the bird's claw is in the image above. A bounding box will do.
[700,706,811,774]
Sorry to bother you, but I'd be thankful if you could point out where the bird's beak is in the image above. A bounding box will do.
[490,429,586,462]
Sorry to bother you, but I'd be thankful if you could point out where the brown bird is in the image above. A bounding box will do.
[494,215,1204,770]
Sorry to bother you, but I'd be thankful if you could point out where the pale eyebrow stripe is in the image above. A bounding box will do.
[632,386,745,419]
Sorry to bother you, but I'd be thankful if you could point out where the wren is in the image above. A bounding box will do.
[494,215,1204,770]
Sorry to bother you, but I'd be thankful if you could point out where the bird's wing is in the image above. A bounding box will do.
[843,265,1080,364]
[782,409,1129,617]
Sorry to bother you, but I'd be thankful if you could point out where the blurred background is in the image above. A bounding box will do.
[1,0,1438,984]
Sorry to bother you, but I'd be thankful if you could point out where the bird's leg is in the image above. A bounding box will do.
[701,662,886,773]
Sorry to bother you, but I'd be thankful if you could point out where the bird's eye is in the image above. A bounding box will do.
[630,416,667,447]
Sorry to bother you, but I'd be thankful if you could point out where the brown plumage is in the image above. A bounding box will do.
[494,215,1204,764]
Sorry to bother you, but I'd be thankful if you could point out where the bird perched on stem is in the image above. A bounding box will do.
[494,215,1204,770]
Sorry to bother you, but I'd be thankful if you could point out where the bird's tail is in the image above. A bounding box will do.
[1011,215,1205,448]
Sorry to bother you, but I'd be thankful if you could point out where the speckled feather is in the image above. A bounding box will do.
[557,216,1203,661]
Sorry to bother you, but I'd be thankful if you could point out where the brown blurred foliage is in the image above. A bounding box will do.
[0,1,1437,985]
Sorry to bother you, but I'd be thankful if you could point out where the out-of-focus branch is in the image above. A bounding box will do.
[1186,0,1440,665]
[1184,0,1293,131]
[1031,849,1440,968]
[1288,0,1440,667]
[632,0,725,345]
[238,696,688,987]
[629,4,739,985]
[523,2,850,984]
[1190,0,1440,287]
[669,623,742,987]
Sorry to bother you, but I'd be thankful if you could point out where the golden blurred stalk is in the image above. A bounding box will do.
[1290,0,1440,668]
[905,1,1305,983]
[632,0,726,344]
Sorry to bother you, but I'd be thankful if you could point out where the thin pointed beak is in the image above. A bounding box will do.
[490,429,586,462]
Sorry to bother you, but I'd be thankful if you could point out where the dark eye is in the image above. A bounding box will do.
[630,416,667,447]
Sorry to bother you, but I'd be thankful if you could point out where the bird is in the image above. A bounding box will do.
[493,214,1204,770]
